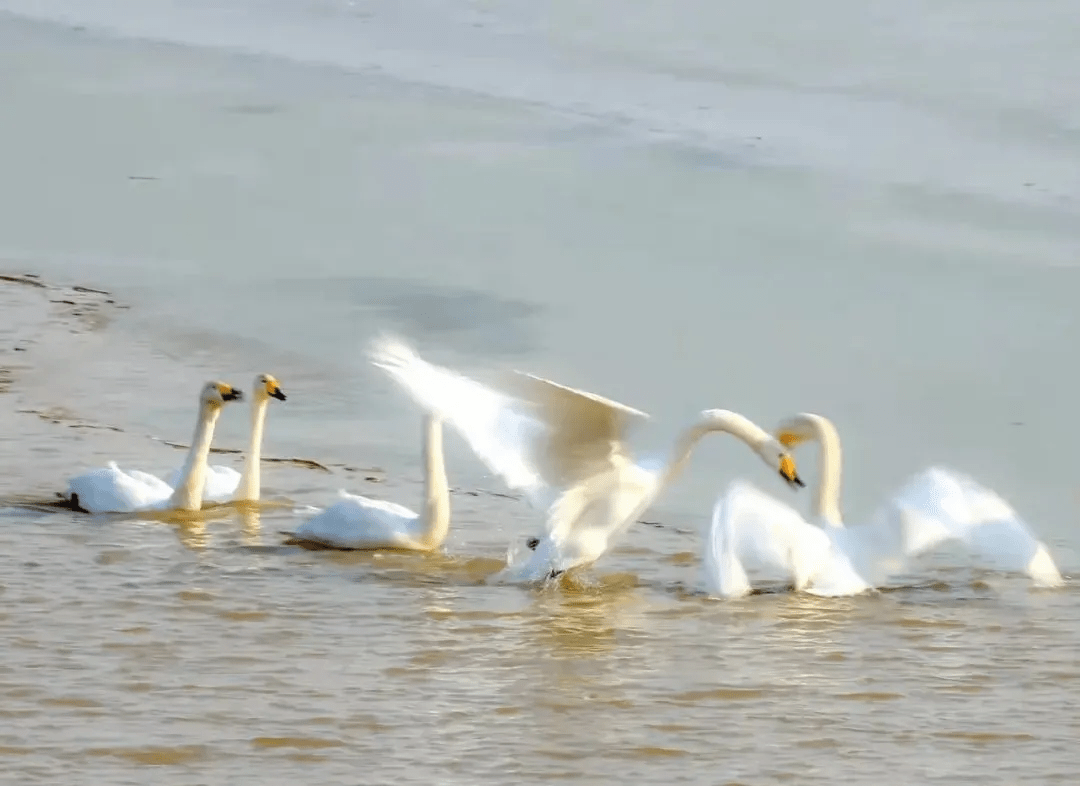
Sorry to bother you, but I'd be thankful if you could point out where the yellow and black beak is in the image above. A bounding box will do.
[218,384,243,402]
[270,386,287,402]
[779,454,804,489]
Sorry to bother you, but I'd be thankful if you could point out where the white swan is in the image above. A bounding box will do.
[283,413,450,551]
[66,381,244,514]
[704,412,1064,598]
[364,335,805,579]
[165,373,287,504]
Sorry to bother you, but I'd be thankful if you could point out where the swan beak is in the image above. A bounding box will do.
[222,387,243,402]
[779,455,804,489]
[270,387,287,401]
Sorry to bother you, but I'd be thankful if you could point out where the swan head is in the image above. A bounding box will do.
[764,441,805,490]
[699,409,805,490]
[201,381,244,408]
[255,373,287,402]
[774,413,836,450]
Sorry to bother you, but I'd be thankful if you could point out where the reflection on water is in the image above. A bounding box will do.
[526,577,641,660]
[2,5,1079,783]
[239,505,261,546]
[1,468,1079,785]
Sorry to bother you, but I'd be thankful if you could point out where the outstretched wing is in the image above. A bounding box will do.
[504,372,649,490]
[368,335,651,511]
[881,467,1063,587]
[703,481,867,598]
[369,335,550,505]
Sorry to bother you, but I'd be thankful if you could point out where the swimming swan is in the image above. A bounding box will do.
[66,381,244,514]
[364,335,805,579]
[283,411,449,551]
[704,412,1064,598]
[165,373,287,504]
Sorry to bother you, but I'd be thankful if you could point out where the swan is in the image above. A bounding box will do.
[282,412,450,551]
[364,335,805,579]
[704,412,1064,598]
[165,373,287,504]
[66,381,244,514]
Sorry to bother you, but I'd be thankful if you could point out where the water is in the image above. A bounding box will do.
[0,3,1078,783]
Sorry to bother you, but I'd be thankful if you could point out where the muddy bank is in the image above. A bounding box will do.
[0,272,520,510]
[0,272,133,497]
[0,273,343,502]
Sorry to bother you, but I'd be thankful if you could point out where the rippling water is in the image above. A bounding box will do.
[0,2,1079,783]
[3,496,1078,784]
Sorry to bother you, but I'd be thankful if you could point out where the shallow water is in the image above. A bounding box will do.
[0,5,1079,784]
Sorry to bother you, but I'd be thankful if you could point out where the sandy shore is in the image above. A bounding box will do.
[0,273,136,499]
[0,273,372,504]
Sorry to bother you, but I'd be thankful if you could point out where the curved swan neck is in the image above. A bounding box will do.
[417,413,450,549]
[658,412,770,489]
[657,421,715,489]
[800,415,843,527]
[169,402,223,511]
[234,394,269,502]
[813,421,843,527]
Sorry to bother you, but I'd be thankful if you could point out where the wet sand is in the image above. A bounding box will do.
[0,273,133,499]
[1,8,1079,786]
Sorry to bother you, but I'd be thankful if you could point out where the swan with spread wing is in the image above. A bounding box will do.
[364,335,805,580]
[704,412,1064,597]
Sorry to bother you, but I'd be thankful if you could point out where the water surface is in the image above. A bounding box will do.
[0,6,1078,784]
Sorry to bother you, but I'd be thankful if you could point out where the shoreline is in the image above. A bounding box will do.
[0,271,162,501]
[0,273,383,503]
[0,273,533,517]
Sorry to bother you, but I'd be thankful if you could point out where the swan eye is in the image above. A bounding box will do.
[262,375,287,401]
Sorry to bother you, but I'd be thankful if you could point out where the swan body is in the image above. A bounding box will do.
[365,335,804,580]
[65,462,178,515]
[165,373,286,504]
[285,413,451,551]
[705,480,872,598]
[705,412,1064,597]
[66,381,244,514]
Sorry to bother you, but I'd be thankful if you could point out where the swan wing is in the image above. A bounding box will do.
[502,371,649,489]
[704,481,870,598]
[288,491,422,549]
[200,465,241,504]
[369,335,578,507]
[164,464,240,504]
[67,461,172,514]
[884,467,1063,587]
[121,468,174,498]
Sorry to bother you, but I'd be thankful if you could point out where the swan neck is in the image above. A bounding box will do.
[235,395,269,502]
[810,418,843,526]
[657,421,714,489]
[659,415,789,503]
[417,414,450,549]
[169,402,222,511]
